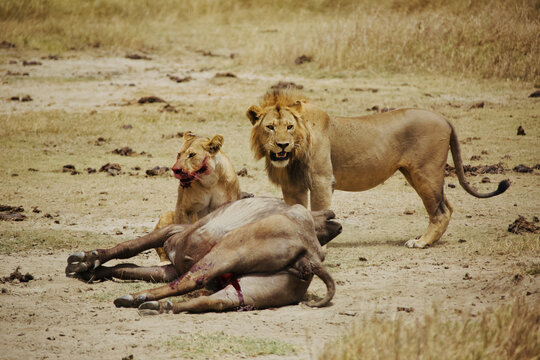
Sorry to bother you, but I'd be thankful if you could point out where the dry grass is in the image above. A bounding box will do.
[1,0,538,81]
[319,298,540,360]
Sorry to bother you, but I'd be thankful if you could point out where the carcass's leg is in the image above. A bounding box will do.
[138,273,311,314]
[66,224,186,276]
[82,264,178,282]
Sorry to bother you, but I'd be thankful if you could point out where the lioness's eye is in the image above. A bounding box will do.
[188,153,196,158]
[266,125,274,131]
[287,125,294,130]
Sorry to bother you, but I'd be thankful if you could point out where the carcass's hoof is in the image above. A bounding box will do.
[138,309,159,316]
[138,301,160,311]
[65,262,88,275]
[114,295,135,308]
[67,252,85,263]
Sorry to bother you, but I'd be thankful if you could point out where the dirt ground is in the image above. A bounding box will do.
[0,50,538,359]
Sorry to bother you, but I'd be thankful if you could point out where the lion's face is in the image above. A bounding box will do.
[172,132,224,188]
[247,102,309,168]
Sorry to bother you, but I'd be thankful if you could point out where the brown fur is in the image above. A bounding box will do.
[154,132,242,263]
[247,90,509,248]
[66,197,342,313]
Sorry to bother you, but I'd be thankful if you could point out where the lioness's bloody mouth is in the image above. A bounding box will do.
[270,151,290,161]
[172,157,210,188]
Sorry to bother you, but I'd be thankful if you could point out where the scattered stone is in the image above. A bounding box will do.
[470,155,482,161]
[196,49,220,57]
[160,104,178,113]
[381,107,396,113]
[22,60,42,66]
[6,71,29,76]
[517,125,526,135]
[513,164,533,173]
[270,81,304,90]
[121,124,133,130]
[295,55,312,65]
[445,163,506,176]
[145,166,170,176]
[1,267,33,283]
[10,95,32,102]
[125,53,152,60]
[352,87,379,93]
[138,96,165,104]
[236,167,248,177]
[481,177,491,183]
[162,132,184,139]
[508,216,539,234]
[397,306,414,313]
[32,207,41,214]
[458,239,467,243]
[28,168,38,172]
[470,101,485,109]
[338,311,357,317]
[214,72,237,78]
[463,273,472,280]
[0,41,16,49]
[358,257,368,261]
[448,183,456,188]
[529,90,540,98]
[241,192,254,199]
[99,163,122,176]
[44,54,61,60]
[403,209,415,215]
[95,137,107,145]
[112,147,137,156]
[62,164,76,172]
[0,205,26,221]
[167,74,192,83]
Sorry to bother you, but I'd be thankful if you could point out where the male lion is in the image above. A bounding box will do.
[66,197,342,313]
[154,131,242,263]
[246,89,510,248]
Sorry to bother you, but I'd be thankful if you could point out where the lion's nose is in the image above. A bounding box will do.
[277,142,289,150]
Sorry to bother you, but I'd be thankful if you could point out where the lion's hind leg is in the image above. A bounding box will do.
[400,167,453,248]
[154,211,175,265]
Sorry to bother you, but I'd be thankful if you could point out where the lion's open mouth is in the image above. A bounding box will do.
[270,151,290,162]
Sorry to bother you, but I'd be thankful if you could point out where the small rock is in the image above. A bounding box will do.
[470,101,485,109]
[214,72,237,78]
[481,177,491,183]
[125,53,152,60]
[517,125,526,135]
[237,167,248,177]
[463,273,472,280]
[270,81,303,90]
[167,74,192,83]
[138,96,165,104]
[397,306,414,313]
[403,209,415,215]
[529,90,540,98]
[145,166,170,176]
[513,164,533,173]
[295,55,312,65]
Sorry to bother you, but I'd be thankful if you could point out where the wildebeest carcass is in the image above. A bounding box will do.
[66,197,342,314]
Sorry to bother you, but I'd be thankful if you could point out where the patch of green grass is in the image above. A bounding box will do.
[163,333,297,359]
[0,227,116,254]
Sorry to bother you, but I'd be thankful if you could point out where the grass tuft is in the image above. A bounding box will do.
[319,298,540,360]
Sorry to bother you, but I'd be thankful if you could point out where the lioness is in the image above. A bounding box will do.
[66,197,342,313]
[246,89,510,248]
[154,131,242,263]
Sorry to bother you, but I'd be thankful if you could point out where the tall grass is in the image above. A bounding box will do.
[319,298,540,360]
[1,0,538,80]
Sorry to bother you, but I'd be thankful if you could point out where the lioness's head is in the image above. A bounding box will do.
[172,131,224,188]
[246,90,311,169]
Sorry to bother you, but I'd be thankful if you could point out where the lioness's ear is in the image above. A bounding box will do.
[206,135,224,154]
[183,131,197,140]
[246,105,262,126]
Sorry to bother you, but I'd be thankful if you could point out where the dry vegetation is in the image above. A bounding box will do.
[1,0,538,81]
[0,1,539,359]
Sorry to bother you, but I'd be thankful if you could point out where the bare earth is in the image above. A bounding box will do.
[0,51,538,359]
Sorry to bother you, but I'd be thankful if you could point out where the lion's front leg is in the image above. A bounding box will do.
[281,183,308,208]
[310,174,334,211]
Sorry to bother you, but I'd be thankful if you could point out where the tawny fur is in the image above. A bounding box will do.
[246,89,509,248]
[154,131,242,262]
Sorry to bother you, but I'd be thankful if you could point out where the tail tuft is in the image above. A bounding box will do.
[497,179,511,194]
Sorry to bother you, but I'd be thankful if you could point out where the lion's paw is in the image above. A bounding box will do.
[404,238,429,248]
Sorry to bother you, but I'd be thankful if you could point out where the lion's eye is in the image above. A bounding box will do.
[287,125,294,130]
[266,125,274,131]
[188,153,196,158]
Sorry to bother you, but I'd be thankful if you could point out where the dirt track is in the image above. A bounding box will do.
[0,52,538,359]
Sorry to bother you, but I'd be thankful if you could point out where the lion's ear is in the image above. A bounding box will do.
[290,100,303,113]
[246,105,262,126]
[206,135,224,154]
[183,131,197,140]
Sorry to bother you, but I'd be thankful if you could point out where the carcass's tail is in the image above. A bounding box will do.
[304,260,335,307]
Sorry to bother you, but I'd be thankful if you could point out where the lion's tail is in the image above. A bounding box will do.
[448,122,510,198]
[304,259,335,308]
